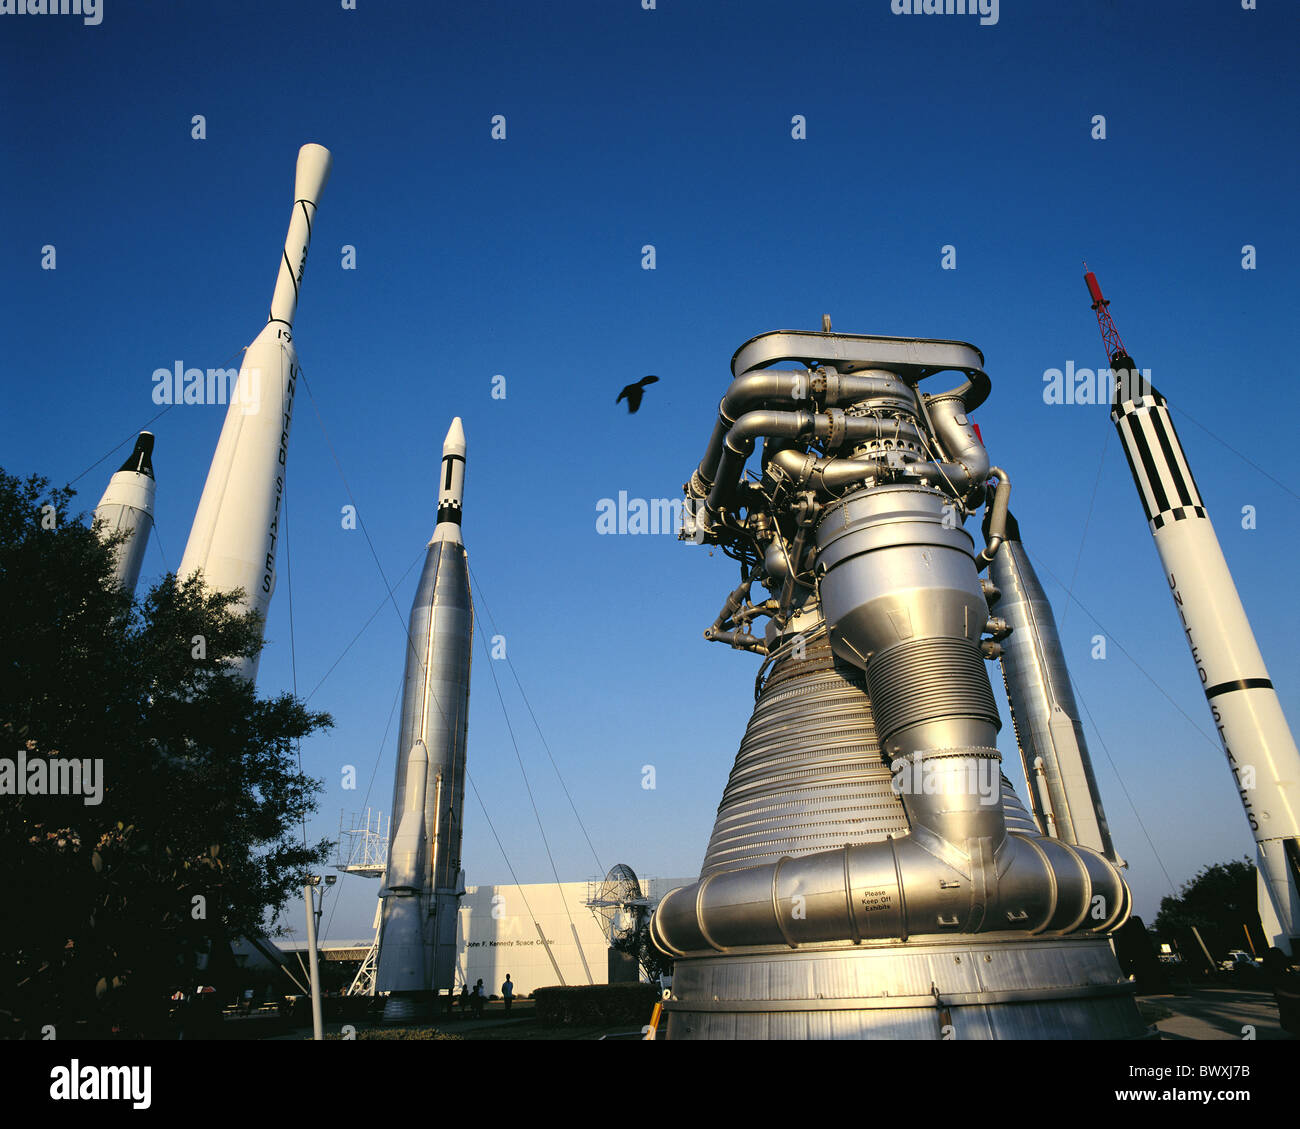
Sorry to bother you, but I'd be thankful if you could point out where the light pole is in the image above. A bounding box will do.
[303,875,336,1041]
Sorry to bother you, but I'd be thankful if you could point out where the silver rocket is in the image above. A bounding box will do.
[1089,269,1300,953]
[177,143,332,682]
[93,431,156,595]
[987,509,1120,863]
[375,418,472,1020]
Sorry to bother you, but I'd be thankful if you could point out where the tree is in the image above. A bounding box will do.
[1153,858,1262,965]
[0,469,332,1037]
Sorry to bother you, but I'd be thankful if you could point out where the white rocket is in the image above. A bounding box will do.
[177,143,332,682]
[1089,268,1300,954]
[375,419,473,1020]
[93,431,156,595]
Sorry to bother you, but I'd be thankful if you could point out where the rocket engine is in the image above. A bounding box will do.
[650,328,1149,1039]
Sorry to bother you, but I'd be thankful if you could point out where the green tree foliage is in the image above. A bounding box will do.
[0,470,332,1037]
[1153,858,1262,963]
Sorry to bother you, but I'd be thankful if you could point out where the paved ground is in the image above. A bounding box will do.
[268,1011,639,1041]
[1146,987,1296,1041]
[262,989,1296,1040]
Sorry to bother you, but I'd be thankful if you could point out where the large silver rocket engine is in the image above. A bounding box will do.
[650,328,1149,1039]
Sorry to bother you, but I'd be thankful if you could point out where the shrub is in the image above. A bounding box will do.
[532,983,658,1026]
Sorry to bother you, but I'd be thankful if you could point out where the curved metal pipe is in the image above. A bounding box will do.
[928,395,990,485]
[939,370,992,413]
[703,627,766,652]
[978,466,1012,564]
[767,438,987,499]
[706,410,823,513]
[651,818,1129,956]
[710,579,753,631]
[692,370,917,496]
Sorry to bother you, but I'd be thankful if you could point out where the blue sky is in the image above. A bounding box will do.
[2,0,1297,944]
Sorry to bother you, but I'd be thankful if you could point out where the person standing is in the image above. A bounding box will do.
[472,978,485,1019]
[501,973,514,1014]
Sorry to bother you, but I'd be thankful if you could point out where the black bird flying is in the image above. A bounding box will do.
[617,375,659,414]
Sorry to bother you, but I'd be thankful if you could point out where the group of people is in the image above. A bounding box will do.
[451,973,515,1019]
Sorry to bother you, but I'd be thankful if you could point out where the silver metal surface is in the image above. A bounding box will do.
[701,636,907,877]
[657,325,1142,1038]
[730,329,986,390]
[376,420,473,1014]
[991,531,1119,861]
[662,936,1150,1040]
[652,632,1130,958]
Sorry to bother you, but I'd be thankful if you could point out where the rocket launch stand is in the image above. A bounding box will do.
[334,810,388,997]
[334,808,388,879]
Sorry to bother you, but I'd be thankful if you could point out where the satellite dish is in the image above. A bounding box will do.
[589,863,648,946]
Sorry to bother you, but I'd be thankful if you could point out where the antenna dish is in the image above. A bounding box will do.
[587,863,648,946]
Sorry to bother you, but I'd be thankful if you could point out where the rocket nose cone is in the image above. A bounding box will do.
[119,431,155,478]
[295,143,333,205]
[443,417,467,458]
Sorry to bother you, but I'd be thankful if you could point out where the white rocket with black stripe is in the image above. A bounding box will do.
[94,431,156,595]
[1109,350,1300,953]
[177,143,332,684]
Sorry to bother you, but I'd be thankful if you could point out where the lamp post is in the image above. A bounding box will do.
[303,875,336,1041]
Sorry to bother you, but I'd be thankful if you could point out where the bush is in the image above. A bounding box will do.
[532,983,658,1026]
[349,1027,462,1041]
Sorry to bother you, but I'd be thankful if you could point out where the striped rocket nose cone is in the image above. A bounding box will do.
[436,418,467,532]
[1112,394,1205,531]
